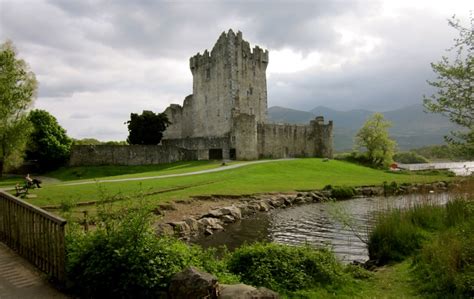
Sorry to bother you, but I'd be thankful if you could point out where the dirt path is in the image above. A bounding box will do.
[63,158,295,186]
[0,243,69,299]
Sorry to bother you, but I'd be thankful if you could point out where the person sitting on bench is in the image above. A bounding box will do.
[25,174,42,188]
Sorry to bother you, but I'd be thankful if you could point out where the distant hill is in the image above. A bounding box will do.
[267,104,457,152]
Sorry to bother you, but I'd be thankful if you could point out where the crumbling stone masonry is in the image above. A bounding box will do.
[162,29,333,160]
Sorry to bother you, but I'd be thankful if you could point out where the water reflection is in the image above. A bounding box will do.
[192,193,450,263]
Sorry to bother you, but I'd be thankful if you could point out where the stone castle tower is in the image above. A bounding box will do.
[162,30,333,160]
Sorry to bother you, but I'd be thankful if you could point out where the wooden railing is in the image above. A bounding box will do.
[0,191,67,282]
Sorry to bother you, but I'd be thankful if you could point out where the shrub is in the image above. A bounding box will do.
[368,209,426,264]
[330,186,356,199]
[66,206,236,298]
[393,151,429,164]
[227,242,344,292]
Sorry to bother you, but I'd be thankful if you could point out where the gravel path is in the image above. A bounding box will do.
[62,158,295,186]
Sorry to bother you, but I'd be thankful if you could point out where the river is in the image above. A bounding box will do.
[192,192,451,263]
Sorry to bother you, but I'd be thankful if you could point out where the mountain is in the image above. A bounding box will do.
[267,104,457,152]
[266,106,316,124]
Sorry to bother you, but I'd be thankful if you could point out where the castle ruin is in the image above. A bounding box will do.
[161,29,333,160]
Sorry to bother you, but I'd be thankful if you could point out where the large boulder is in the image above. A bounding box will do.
[169,267,219,299]
[219,205,242,220]
[198,217,224,231]
[219,284,279,299]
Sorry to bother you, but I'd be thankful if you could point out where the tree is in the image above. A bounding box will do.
[0,40,37,176]
[423,14,473,158]
[126,110,170,145]
[26,109,72,171]
[355,113,396,167]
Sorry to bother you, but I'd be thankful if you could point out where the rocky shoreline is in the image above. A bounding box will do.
[155,180,456,240]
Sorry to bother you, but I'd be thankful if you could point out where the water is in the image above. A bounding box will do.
[192,193,450,263]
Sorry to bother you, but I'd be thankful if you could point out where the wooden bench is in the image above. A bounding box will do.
[15,183,29,197]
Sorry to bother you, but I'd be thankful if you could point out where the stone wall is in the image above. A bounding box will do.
[257,123,314,158]
[69,145,197,166]
[257,117,333,159]
[162,137,230,160]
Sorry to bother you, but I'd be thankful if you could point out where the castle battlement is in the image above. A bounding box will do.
[190,29,268,73]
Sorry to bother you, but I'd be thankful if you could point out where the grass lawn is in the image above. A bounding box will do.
[46,160,235,181]
[0,175,23,188]
[22,159,450,211]
[290,260,420,298]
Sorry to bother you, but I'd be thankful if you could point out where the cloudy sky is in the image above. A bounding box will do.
[0,0,471,141]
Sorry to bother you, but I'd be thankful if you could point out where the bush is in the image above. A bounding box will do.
[330,186,356,199]
[368,209,427,264]
[393,151,429,164]
[227,242,344,292]
[66,206,236,298]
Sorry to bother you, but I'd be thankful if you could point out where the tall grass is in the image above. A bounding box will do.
[368,184,474,298]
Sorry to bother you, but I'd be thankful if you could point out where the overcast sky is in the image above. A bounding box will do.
[0,0,471,141]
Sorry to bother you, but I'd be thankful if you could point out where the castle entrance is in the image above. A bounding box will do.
[209,149,223,160]
[229,149,236,160]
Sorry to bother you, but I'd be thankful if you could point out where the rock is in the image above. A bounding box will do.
[269,196,285,208]
[238,204,254,217]
[219,284,279,299]
[169,221,191,236]
[258,201,270,212]
[155,223,174,236]
[198,217,225,231]
[309,192,322,202]
[220,205,242,220]
[206,209,225,218]
[247,202,261,211]
[169,267,219,299]
[293,196,305,204]
[184,217,200,233]
[205,228,214,236]
[221,215,235,223]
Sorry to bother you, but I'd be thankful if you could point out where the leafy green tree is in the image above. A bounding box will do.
[73,138,102,145]
[26,109,72,170]
[423,15,473,158]
[73,138,127,145]
[126,110,170,145]
[355,113,396,167]
[0,40,37,176]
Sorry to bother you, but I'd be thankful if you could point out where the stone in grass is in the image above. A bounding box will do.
[169,267,219,299]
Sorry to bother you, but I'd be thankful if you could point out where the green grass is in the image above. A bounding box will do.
[0,175,23,188]
[288,260,420,298]
[46,160,233,181]
[23,158,450,210]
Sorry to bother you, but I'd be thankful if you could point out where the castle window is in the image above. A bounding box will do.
[250,108,254,115]
[206,68,211,79]
[249,87,253,95]
[217,109,220,117]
